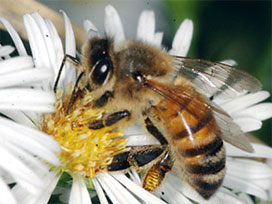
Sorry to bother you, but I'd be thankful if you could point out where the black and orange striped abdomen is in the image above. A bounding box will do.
[151,93,225,199]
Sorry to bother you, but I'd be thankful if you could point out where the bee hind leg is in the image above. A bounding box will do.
[144,117,168,145]
[107,145,167,171]
[142,149,172,193]
[142,116,173,192]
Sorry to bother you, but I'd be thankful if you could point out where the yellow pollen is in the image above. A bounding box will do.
[42,85,126,178]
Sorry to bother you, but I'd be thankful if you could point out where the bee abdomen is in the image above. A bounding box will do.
[173,109,226,199]
[181,134,226,199]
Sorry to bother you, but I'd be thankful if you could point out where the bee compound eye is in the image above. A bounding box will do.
[92,58,113,85]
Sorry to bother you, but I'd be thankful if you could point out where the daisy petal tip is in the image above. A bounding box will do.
[137,10,156,43]
[105,4,120,23]
[221,59,238,66]
[104,4,125,47]
[84,20,100,40]
[170,18,193,56]
[183,18,193,26]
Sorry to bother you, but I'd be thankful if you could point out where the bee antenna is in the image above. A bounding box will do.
[66,72,85,114]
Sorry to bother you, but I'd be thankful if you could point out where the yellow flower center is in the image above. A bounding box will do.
[42,85,126,178]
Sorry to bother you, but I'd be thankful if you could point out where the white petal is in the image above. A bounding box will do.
[234,103,272,121]
[0,68,53,88]
[29,13,58,70]
[226,158,272,179]
[164,173,211,204]
[12,170,60,204]
[0,17,27,56]
[125,125,159,146]
[128,168,141,185]
[83,20,99,40]
[97,173,140,204]
[237,193,255,204]
[3,142,50,175]
[0,89,55,112]
[226,143,272,159]
[0,89,55,104]
[213,190,245,204]
[23,13,58,89]
[0,146,43,193]
[23,14,52,68]
[220,59,237,66]
[83,19,98,34]
[153,32,164,46]
[0,103,55,112]
[0,56,33,75]
[233,117,262,132]
[54,187,70,204]
[137,10,155,43]
[126,134,159,146]
[112,173,166,204]
[220,91,270,114]
[104,5,125,48]
[0,176,17,204]
[158,182,192,204]
[169,19,193,56]
[224,174,268,200]
[0,117,60,165]
[60,10,77,85]
[0,45,15,56]
[31,171,60,204]
[69,176,92,204]
[165,173,245,204]
[0,111,35,128]
[92,178,109,204]
[44,18,64,78]
[96,176,118,204]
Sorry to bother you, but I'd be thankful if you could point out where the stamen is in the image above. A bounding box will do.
[42,84,126,178]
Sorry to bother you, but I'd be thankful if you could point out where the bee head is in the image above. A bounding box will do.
[81,37,114,90]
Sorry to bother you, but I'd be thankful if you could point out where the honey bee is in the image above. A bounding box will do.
[54,35,260,199]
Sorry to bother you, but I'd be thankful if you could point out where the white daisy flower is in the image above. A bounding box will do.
[0,4,271,204]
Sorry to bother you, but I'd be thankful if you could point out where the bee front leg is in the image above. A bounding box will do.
[88,110,131,129]
[93,91,113,108]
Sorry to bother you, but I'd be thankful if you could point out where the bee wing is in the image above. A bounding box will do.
[211,102,254,153]
[145,79,254,153]
[172,56,262,100]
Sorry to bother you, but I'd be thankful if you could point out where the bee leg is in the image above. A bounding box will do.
[65,72,85,114]
[142,149,172,193]
[143,116,173,192]
[107,145,167,171]
[144,117,168,145]
[89,110,131,129]
[54,54,80,93]
[93,91,113,108]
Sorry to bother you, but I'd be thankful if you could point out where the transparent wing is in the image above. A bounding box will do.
[145,78,253,153]
[172,56,262,100]
[211,101,254,152]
